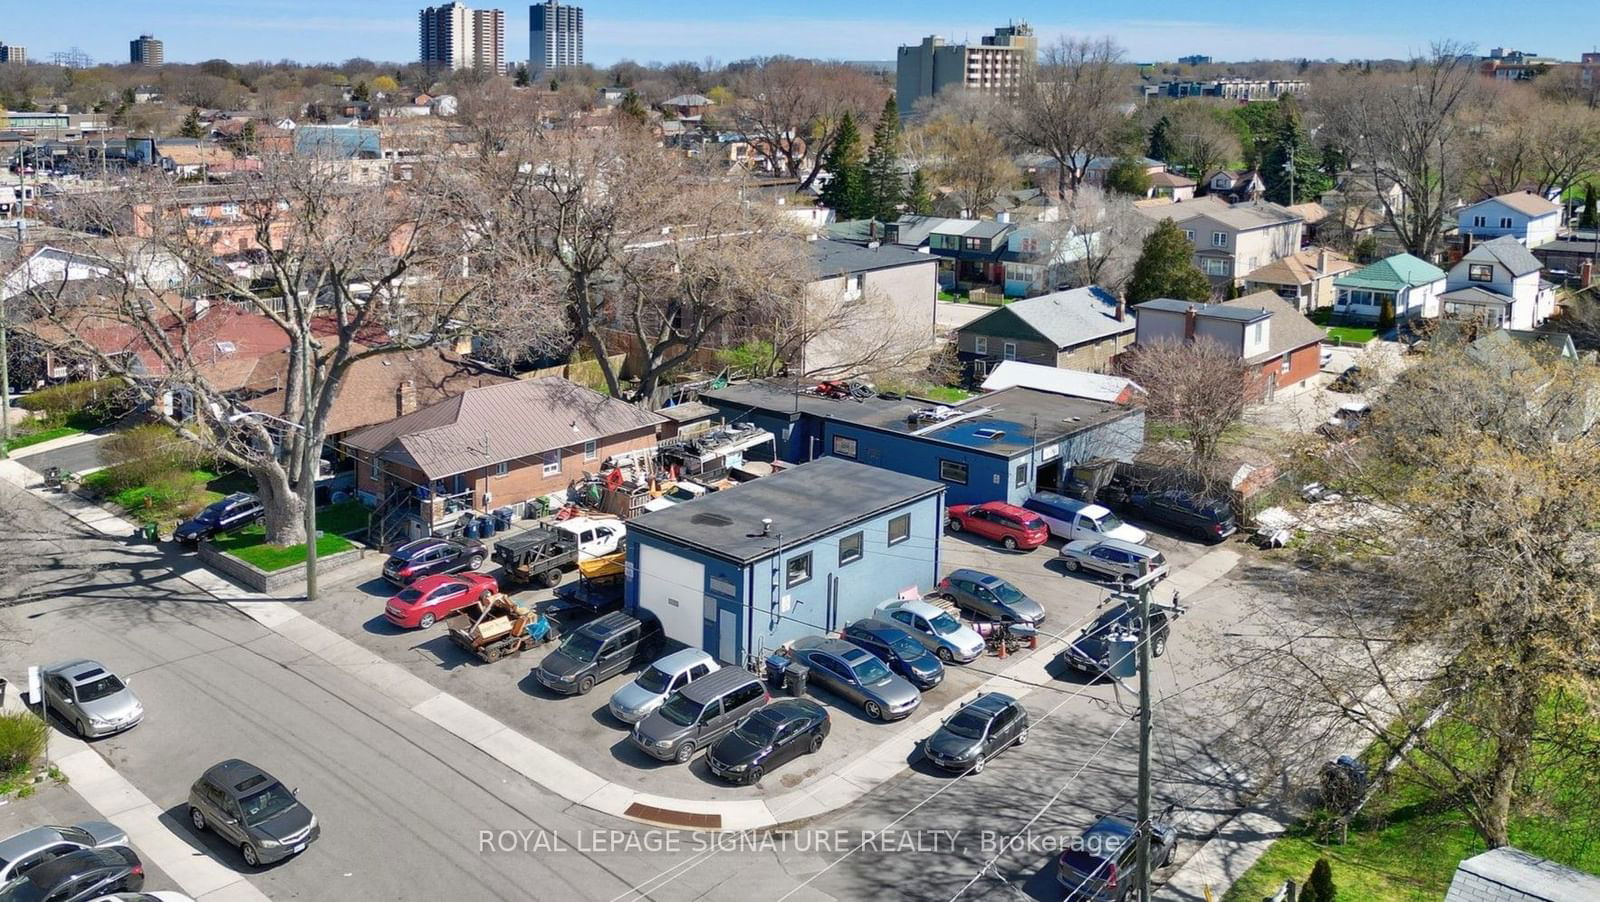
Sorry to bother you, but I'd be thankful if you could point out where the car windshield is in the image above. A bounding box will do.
[560,633,604,662]
[1021,517,1046,531]
[666,487,699,502]
[239,782,298,826]
[943,709,990,740]
[929,612,963,635]
[634,666,673,694]
[1092,511,1127,532]
[734,713,781,745]
[987,581,1027,605]
[850,656,893,684]
[889,635,925,660]
[195,507,223,523]
[657,694,705,727]
[396,588,424,603]
[74,675,126,702]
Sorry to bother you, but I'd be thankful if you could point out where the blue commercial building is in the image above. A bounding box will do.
[625,457,944,667]
[699,383,1144,507]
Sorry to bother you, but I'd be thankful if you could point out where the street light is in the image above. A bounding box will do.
[229,408,319,601]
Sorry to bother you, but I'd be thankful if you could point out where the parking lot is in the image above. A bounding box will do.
[298,506,1220,804]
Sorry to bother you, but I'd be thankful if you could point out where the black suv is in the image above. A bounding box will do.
[1103,482,1235,544]
[535,611,663,695]
[840,618,944,690]
[1056,813,1177,900]
[381,537,486,586]
[1062,599,1172,677]
[173,493,263,544]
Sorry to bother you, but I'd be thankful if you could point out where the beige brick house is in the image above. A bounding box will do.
[1139,197,1305,289]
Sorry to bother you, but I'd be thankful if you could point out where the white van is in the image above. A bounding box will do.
[1022,491,1148,545]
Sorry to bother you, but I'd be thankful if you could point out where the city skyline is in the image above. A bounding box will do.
[10,0,1600,68]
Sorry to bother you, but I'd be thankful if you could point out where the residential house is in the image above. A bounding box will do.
[978,359,1142,404]
[1132,291,1328,397]
[999,223,1095,297]
[802,239,938,377]
[212,119,293,155]
[1438,235,1556,331]
[1243,247,1359,313]
[159,141,233,178]
[1205,169,1264,202]
[699,381,1144,505]
[926,219,1014,289]
[982,187,1058,223]
[954,285,1134,379]
[1332,253,1447,324]
[1531,233,1599,288]
[625,457,943,665]
[883,214,954,251]
[1457,191,1562,247]
[661,94,714,120]
[1140,198,1305,288]
[1444,847,1600,902]
[342,378,665,544]
[294,124,381,160]
[1290,200,1384,250]
[1148,170,1197,202]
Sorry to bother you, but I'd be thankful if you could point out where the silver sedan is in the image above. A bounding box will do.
[41,659,144,738]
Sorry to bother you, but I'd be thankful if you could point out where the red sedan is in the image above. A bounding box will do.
[384,572,499,628]
[947,501,1050,551]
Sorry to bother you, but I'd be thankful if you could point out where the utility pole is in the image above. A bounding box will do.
[300,334,318,601]
[1122,567,1166,902]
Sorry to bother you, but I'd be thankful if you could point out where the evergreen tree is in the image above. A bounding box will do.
[1263,96,1332,206]
[179,108,205,140]
[1307,858,1336,902]
[1127,219,1213,304]
[819,111,869,220]
[1224,279,1243,299]
[351,80,370,102]
[863,96,906,222]
[1581,183,1598,230]
[1105,157,1153,197]
[1147,115,1175,163]
[1298,881,1322,902]
[617,91,649,128]
[906,169,934,216]
[513,64,531,87]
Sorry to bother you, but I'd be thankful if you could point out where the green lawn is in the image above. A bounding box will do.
[212,524,356,572]
[316,500,370,537]
[3,424,85,453]
[920,385,975,403]
[1309,308,1379,345]
[938,290,967,302]
[83,468,223,527]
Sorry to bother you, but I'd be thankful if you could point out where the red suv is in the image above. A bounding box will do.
[947,502,1050,550]
[384,572,499,628]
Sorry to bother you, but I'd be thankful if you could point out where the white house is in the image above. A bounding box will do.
[1439,236,1556,331]
[1001,224,1097,297]
[1331,253,1447,323]
[1457,191,1562,247]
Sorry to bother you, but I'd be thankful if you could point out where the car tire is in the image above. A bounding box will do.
[577,675,596,695]
[971,755,985,774]
[947,518,962,532]
[1063,558,1080,572]
[468,554,484,570]
[864,700,883,720]
[190,807,207,833]
[541,568,562,588]
[1016,728,1028,746]
[1163,839,1177,867]
[937,647,955,664]
[748,766,763,784]
[241,843,260,868]
[1152,634,1167,658]
[675,742,695,763]
[419,613,436,628]
[1002,536,1018,551]
[808,732,824,754]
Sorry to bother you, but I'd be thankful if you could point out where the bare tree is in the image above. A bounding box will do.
[732,60,887,189]
[1473,85,1600,199]
[1052,185,1153,293]
[1119,337,1261,487]
[914,101,1020,216]
[1004,37,1132,197]
[781,284,935,384]
[1316,42,1481,259]
[1161,100,1243,185]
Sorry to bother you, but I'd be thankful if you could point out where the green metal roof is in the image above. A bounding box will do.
[1333,253,1446,291]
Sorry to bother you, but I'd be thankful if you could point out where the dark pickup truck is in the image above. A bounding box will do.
[492,527,581,587]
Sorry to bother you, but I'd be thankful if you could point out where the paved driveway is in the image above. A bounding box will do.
[13,433,115,475]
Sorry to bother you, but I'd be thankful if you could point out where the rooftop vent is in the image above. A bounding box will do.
[973,427,1006,440]
[691,512,735,527]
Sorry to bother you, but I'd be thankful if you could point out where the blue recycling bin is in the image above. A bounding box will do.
[464,518,481,540]
[494,507,514,532]
[479,515,498,536]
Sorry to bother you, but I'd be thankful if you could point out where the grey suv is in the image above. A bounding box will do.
[535,611,663,695]
[188,759,319,868]
[629,668,770,763]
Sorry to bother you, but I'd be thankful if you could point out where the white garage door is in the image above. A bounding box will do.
[637,545,706,649]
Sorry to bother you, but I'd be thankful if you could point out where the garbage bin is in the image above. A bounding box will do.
[764,654,789,688]
[464,518,481,540]
[0,676,7,708]
[783,662,809,698]
[494,507,514,532]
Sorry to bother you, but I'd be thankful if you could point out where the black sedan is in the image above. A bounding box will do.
[840,618,944,690]
[922,692,1028,774]
[707,699,830,784]
[381,537,486,586]
[0,847,143,902]
[1062,600,1171,678]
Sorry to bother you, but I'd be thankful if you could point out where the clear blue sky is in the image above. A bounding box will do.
[16,1,1600,67]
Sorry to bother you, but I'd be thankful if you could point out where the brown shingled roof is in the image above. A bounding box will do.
[1217,291,1328,364]
[246,349,515,436]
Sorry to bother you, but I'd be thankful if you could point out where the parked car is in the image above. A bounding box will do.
[382,572,499,629]
[381,537,486,586]
[840,619,944,690]
[1318,400,1371,439]
[608,649,719,725]
[0,848,143,902]
[1329,364,1367,393]
[1106,486,1236,544]
[0,824,129,884]
[630,668,770,763]
[922,692,1029,774]
[788,636,921,721]
[535,611,662,695]
[946,501,1049,550]
[172,493,262,544]
[40,660,143,738]
[707,698,830,784]
[879,599,985,664]
[935,569,1046,625]
[1058,539,1169,583]
[552,517,626,559]
[1022,492,1147,545]
[188,759,319,868]
[641,481,712,513]
[1061,599,1172,677]
[1055,813,1177,899]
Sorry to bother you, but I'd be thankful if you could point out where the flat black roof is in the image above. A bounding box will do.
[702,382,1136,459]
[627,456,944,565]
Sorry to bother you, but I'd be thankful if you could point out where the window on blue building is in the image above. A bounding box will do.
[839,532,863,565]
[939,459,969,484]
[1015,462,1028,488]
[786,552,812,588]
[832,435,857,458]
[888,514,910,546]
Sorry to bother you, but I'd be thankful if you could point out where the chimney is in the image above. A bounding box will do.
[1317,248,1330,274]
[1582,259,1594,289]
[397,379,417,417]
[1115,295,1126,322]
[1184,305,1198,340]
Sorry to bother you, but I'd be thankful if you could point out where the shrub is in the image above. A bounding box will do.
[1307,858,1336,901]
[17,377,128,422]
[0,711,48,776]
[97,425,206,492]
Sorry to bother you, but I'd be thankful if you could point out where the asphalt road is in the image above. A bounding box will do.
[14,433,113,476]
[0,477,1300,902]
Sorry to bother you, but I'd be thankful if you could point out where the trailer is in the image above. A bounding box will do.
[491,527,581,587]
[443,592,556,663]
[555,552,625,616]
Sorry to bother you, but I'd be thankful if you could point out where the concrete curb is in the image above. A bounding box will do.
[6,429,109,459]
